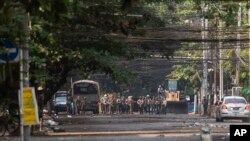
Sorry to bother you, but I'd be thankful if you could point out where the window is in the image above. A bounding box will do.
[73,82,98,95]
[55,96,67,104]
[224,98,246,104]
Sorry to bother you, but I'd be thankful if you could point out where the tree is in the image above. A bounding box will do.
[0,0,170,104]
[167,1,250,99]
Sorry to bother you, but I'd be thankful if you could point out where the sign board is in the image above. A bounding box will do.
[0,39,19,62]
[21,87,39,125]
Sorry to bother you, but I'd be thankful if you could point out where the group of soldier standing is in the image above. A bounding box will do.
[61,85,169,115]
[99,85,168,115]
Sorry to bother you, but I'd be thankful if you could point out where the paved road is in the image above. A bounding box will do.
[0,134,229,141]
[49,113,248,133]
[1,113,247,141]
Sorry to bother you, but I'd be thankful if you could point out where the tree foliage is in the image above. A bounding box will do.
[167,0,250,96]
[2,0,250,105]
[0,0,166,103]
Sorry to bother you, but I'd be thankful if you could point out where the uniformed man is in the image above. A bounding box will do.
[116,96,122,114]
[137,96,144,114]
[75,96,82,115]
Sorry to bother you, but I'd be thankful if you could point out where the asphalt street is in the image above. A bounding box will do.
[0,134,229,141]
[0,113,246,141]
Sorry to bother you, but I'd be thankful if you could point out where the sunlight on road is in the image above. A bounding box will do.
[138,133,199,137]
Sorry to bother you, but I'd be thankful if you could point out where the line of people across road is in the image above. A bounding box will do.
[99,93,168,115]
[49,93,169,116]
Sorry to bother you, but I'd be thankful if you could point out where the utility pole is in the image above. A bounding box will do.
[201,4,208,115]
[20,6,31,141]
[235,2,242,92]
[213,17,218,106]
[219,19,223,101]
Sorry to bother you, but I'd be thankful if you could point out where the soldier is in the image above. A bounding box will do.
[137,96,144,114]
[98,99,102,114]
[157,85,164,95]
[124,96,129,114]
[116,96,122,114]
[102,94,108,114]
[121,96,127,114]
[142,96,147,114]
[155,94,163,114]
[145,95,151,114]
[108,94,114,115]
[81,97,86,115]
[75,96,82,115]
[162,97,167,114]
[66,96,71,115]
[128,96,134,114]
[69,96,75,115]
[151,96,155,114]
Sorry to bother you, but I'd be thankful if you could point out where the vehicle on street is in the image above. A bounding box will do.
[53,91,69,114]
[163,79,188,114]
[72,80,100,114]
[215,96,250,122]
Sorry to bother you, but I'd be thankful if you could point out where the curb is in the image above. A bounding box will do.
[45,129,229,136]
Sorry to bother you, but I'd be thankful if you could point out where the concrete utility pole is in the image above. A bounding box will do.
[201,4,208,115]
[219,20,223,101]
[20,8,31,141]
[213,18,218,105]
[235,2,242,90]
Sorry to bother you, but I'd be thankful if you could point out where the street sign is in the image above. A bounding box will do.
[21,87,39,125]
[0,39,19,62]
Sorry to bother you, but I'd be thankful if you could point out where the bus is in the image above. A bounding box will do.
[71,80,100,114]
